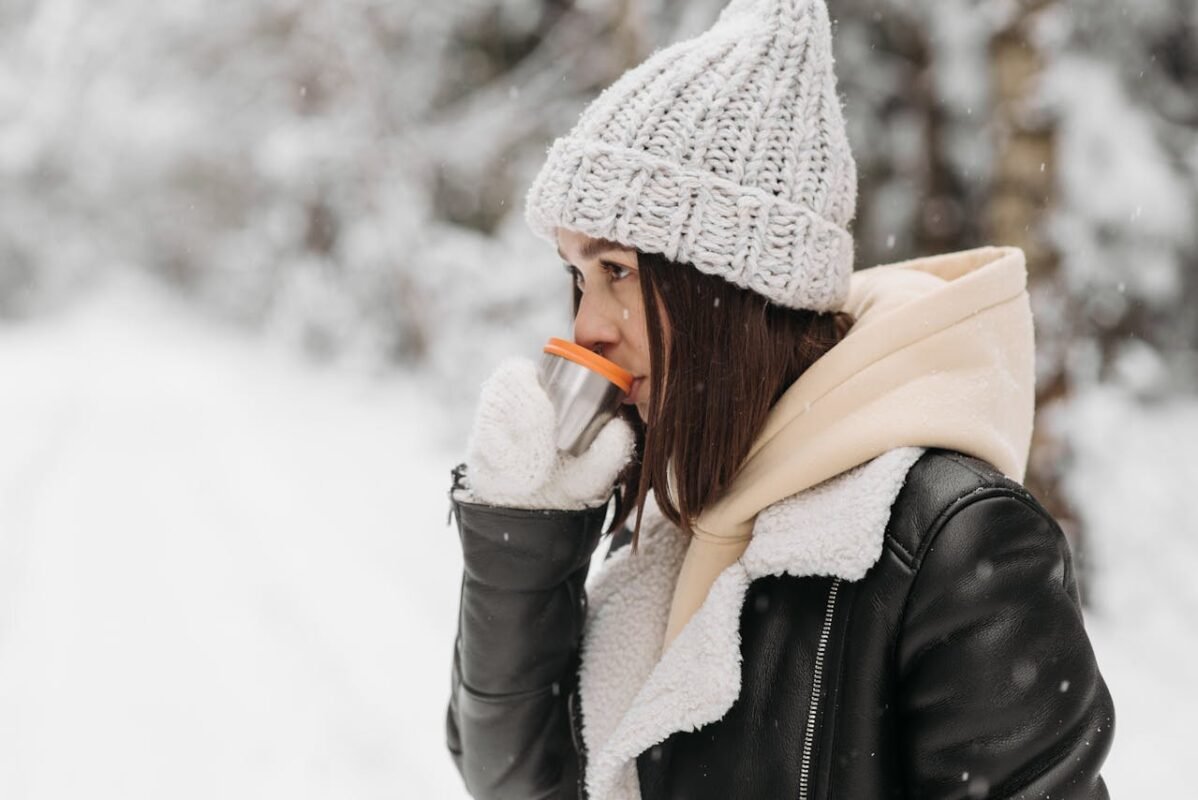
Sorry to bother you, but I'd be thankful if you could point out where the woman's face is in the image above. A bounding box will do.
[556,227,652,422]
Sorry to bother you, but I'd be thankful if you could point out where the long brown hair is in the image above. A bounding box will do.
[575,250,854,549]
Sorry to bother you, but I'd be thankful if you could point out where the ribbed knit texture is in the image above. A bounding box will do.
[525,0,858,311]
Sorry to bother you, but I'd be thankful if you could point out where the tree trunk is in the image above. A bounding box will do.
[986,0,1095,601]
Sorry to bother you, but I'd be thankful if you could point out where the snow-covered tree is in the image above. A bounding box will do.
[1,0,1193,401]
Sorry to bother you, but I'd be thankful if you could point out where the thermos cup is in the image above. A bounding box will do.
[538,337,634,457]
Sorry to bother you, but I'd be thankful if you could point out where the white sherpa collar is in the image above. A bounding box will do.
[578,446,926,800]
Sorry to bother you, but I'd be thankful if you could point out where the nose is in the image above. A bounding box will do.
[572,289,620,356]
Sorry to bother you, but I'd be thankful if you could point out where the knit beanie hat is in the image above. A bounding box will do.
[524,0,857,312]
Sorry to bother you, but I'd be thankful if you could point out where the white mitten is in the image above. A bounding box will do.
[459,357,636,510]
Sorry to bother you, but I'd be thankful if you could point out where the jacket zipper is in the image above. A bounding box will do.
[567,689,588,799]
[798,577,841,800]
[446,463,468,525]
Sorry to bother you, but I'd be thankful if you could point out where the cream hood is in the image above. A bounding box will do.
[662,246,1037,648]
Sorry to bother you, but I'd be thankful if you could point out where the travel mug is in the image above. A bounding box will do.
[538,337,634,457]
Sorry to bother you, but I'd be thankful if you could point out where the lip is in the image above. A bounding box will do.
[622,377,644,405]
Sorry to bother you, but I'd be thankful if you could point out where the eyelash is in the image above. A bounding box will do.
[564,261,632,291]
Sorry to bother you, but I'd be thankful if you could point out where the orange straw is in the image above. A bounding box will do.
[543,337,635,394]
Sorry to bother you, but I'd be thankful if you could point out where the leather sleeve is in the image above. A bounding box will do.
[445,487,607,800]
[897,490,1115,800]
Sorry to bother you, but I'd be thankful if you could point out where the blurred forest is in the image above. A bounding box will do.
[2,0,1196,565]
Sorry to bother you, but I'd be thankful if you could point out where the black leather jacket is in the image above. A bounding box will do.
[445,449,1115,799]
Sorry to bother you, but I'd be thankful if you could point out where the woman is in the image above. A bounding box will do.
[444,1,1115,798]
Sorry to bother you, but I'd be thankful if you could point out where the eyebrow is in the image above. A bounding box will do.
[556,237,633,262]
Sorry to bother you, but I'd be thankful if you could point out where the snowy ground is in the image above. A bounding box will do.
[0,276,470,798]
[1,276,1193,797]
[1058,389,1198,797]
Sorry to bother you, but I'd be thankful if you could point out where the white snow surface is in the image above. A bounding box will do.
[0,275,469,798]
[1,276,1194,797]
[1056,388,1198,798]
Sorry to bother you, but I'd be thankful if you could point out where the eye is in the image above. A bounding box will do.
[562,262,584,291]
[600,261,632,282]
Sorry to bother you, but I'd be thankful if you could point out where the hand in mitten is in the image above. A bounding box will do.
[457,357,635,510]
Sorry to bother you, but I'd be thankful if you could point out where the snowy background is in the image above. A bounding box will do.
[1,1,1196,797]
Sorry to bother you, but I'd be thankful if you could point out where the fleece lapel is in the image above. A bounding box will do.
[578,446,926,800]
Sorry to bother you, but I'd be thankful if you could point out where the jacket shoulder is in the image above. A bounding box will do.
[884,447,1038,567]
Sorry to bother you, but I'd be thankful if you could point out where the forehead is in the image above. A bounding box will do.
[556,228,634,261]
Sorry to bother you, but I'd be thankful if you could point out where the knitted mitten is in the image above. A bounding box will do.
[459,357,635,510]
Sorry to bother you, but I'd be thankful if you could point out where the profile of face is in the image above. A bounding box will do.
[556,227,653,422]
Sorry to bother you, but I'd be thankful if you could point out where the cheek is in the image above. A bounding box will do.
[624,298,652,358]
